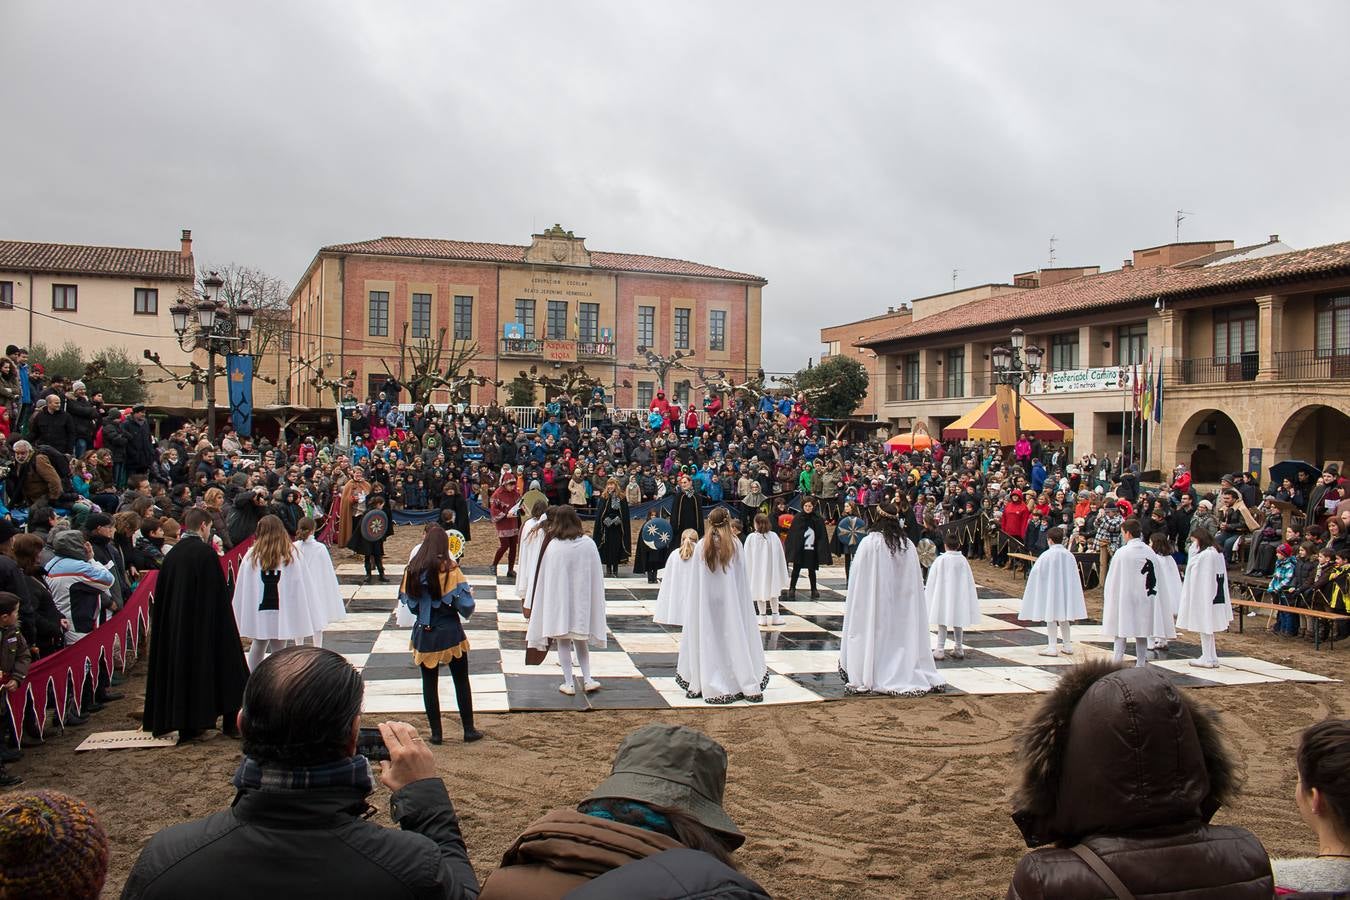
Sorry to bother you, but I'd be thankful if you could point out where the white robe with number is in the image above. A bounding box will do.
[925,550,981,628]
[1176,545,1233,635]
[676,539,769,702]
[294,536,347,628]
[1102,538,1173,639]
[516,514,548,606]
[526,536,607,650]
[1020,543,1087,623]
[232,551,321,642]
[654,550,697,627]
[840,533,946,695]
[742,532,789,604]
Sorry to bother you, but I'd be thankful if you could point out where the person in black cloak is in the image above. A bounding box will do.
[632,508,671,584]
[593,477,631,577]
[669,472,703,542]
[141,507,249,742]
[438,479,472,541]
[785,496,831,599]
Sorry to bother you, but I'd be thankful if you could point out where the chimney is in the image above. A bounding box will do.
[1122,259,1133,270]
[180,229,193,258]
[1269,234,1279,243]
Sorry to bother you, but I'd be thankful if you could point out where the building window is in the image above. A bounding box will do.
[674,308,691,350]
[514,299,536,339]
[453,295,473,341]
[637,305,655,349]
[368,291,389,336]
[0,281,12,309]
[411,292,432,339]
[546,300,568,340]
[1213,306,1257,362]
[709,309,727,351]
[279,330,292,351]
[1049,332,1079,371]
[673,380,690,407]
[52,284,77,311]
[902,353,919,401]
[133,287,158,315]
[637,381,655,409]
[1116,323,1148,366]
[193,381,204,402]
[579,302,599,343]
[944,348,965,398]
[1317,293,1350,357]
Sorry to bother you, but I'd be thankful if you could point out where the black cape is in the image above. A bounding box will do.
[593,494,632,565]
[670,491,704,541]
[142,535,250,736]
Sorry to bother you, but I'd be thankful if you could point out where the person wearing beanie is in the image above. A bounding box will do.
[0,789,109,898]
[65,380,100,458]
[1267,540,1300,637]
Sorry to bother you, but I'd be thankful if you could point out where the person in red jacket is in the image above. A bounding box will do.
[683,407,699,434]
[996,489,1031,566]
[648,391,672,425]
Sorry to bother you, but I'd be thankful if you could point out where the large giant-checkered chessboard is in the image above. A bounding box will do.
[330,563,1334,714]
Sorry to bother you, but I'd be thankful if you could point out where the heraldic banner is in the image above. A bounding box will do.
[227,353,254,437]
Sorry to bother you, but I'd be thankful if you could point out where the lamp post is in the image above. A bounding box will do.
[990,327,1044,452]
[169,271,254,442]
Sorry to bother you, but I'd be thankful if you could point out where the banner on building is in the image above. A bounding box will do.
[1026,366,1135,395]
[227,354,254,437]
[995,384,1017,444]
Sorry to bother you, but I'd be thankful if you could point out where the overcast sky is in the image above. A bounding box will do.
[4,2,1349,372]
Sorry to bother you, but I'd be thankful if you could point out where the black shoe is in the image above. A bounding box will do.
[0,771,22,788]
[84,700,106,713]
[810,590,821,599]
[463,729,484,743]
[0,748,21,764]
[505,571,517,581]
[378,575,389,583]
[429,733,443,745]
[177,728,205,743]
[65,709,90,726]
[97,690,125,703]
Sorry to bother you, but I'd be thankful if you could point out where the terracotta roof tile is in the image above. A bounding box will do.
[0,240,194,280]
[860,240,1350,347]
[320,236,765,282]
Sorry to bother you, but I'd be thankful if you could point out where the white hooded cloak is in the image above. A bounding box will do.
[1019,543,1087,623]
[742,531,789,604]
[654,549,697,627]
[1101,538,1173,639]
[925,550,981,628]
[516,514,548,607]
[232,549,322,642]
[526,536,607,650]
[293,536,347,628]
[1176,544,1233,635]
[675,538,769,703]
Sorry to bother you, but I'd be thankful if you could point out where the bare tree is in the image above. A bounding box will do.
[380,323,498,406]
[179,262,290,381]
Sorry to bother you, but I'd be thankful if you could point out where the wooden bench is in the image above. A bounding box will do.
[1233,598,1348,650]
[1228,573,1269,603]
[1008,552,1037,580]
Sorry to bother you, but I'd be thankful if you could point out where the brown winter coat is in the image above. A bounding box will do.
[478,808,682,900]
[0,623,31,686]
[1006,661,1273,899]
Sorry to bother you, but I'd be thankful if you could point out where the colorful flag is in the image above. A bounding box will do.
[1140,351,1154,418]
[1132,364,1141,415]
[1153,356,1164,424]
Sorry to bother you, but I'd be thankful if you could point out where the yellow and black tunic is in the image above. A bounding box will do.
[399,568,471,668]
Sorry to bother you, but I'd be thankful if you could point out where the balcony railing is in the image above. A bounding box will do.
[501,337,544,356]
[577,340,616,359]
[924,380,966,400]
[884,382,922,403]
[500,337,616,359]
[1174,354,1258,385]
[1277,349,1350,381]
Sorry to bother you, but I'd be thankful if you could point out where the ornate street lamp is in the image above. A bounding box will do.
[991,328,1044,454]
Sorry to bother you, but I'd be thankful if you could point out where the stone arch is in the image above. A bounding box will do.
[1273,404,1350,468]
[1175,408,1243,481]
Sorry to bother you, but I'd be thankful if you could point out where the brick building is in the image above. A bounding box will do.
[287,225,765,409]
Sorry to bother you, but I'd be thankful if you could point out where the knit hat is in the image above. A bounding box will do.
[1277,542,1294,557]
[0,790,109,899]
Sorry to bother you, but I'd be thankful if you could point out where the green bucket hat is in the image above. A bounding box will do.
[584,724,744,849]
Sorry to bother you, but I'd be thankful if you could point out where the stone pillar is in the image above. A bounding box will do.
[963,341,976,397]
[1079,325,1098,368]
[1255,294,1286,382]
[918,349,934,400]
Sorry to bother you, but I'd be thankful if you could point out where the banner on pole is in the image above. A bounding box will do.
[227,354,254,437]
[995,384,1018,445]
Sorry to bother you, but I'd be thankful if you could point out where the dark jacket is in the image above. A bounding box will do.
[123,416,155,471]
[784,512,830,567]
[565,849,771,900]
[120,777,478,900]
[66,394,100,441]
[28,406,75,454]
[1006,662,1272,899]
[101,415,129,464]
[0,623,31,686]
[227,491,268,546]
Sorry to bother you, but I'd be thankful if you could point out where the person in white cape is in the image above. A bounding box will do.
[291,516,347,648]
[839,503,946,696]
[1020,526,1087,657]
[744,513,789,626]
[654,529,699,627]
[1102,517,1173,667]
[676,508,770,704]
[232,515,323,669]
[1175,527,1233,668]
[1147,532,1182,656]
[926,533,981,660]
[525,505,608,696]
[515,498,550,612]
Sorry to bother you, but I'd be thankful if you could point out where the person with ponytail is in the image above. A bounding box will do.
[839,500,946,696]
[526,505,608,697]
[232,515,323,670]
[675,507,769,704]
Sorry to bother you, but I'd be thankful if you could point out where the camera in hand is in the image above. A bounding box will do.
[356,726,390,762]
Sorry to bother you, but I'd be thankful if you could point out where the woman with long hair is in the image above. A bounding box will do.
[515,497,550,609]
[292,517,346,647]
[676,507,769,704]
[593,477,631,577]
[744,513,789,626]
[654,528,700,627]
[1176,526,1233,668]
[400,525,482,744]
[526,505,607,696]
[232,515,322,669]
[839,500,945,696]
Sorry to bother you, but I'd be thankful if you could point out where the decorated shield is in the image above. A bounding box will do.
[359,508,391,543]
[917,537,939,568]
[521,489,548,515]
[836,515,867,549]
[642,517,674,551]
[446,529,467,560]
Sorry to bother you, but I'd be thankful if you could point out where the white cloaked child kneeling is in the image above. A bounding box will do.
[291,516,347,648]
[1176,527,1233,668]
[1020,526,1088,657]
[839,502,946,696]
[744,513,789,626]
[675,508,770,704]
[232,515,323,670]
[525,505,608,696]
[654,529,699,627]
[926,533,981,660]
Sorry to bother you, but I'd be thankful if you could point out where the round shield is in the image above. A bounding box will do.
[446,529,467,560]
[917,537,938,568]
[837,516,867,549]
[642,517,674,551]
[521,489,548,515]
[359,508,391,543]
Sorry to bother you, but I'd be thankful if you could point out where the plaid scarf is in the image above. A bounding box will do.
[232,755,374,795]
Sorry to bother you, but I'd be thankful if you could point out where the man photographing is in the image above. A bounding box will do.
[122,645,478,899]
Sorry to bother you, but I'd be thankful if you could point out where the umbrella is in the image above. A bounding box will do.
[1268,460,1321,486]
[885,431,934,453]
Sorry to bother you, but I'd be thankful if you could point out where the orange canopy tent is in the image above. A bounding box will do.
[885,431,935,453]
[941,394,1073,442]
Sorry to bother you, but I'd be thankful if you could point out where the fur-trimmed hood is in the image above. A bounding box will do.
[1010,660,1240,847]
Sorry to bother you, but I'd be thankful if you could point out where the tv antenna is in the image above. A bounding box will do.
[1047,235,1058,267]
[951,268,959,291]
[1175,210,1193,241]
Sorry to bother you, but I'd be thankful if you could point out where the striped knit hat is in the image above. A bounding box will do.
[0,790,108,899]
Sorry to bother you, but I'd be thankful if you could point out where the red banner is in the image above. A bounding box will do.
[3,537,254,747]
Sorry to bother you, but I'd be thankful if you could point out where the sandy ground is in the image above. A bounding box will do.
[14,522,1348,899]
